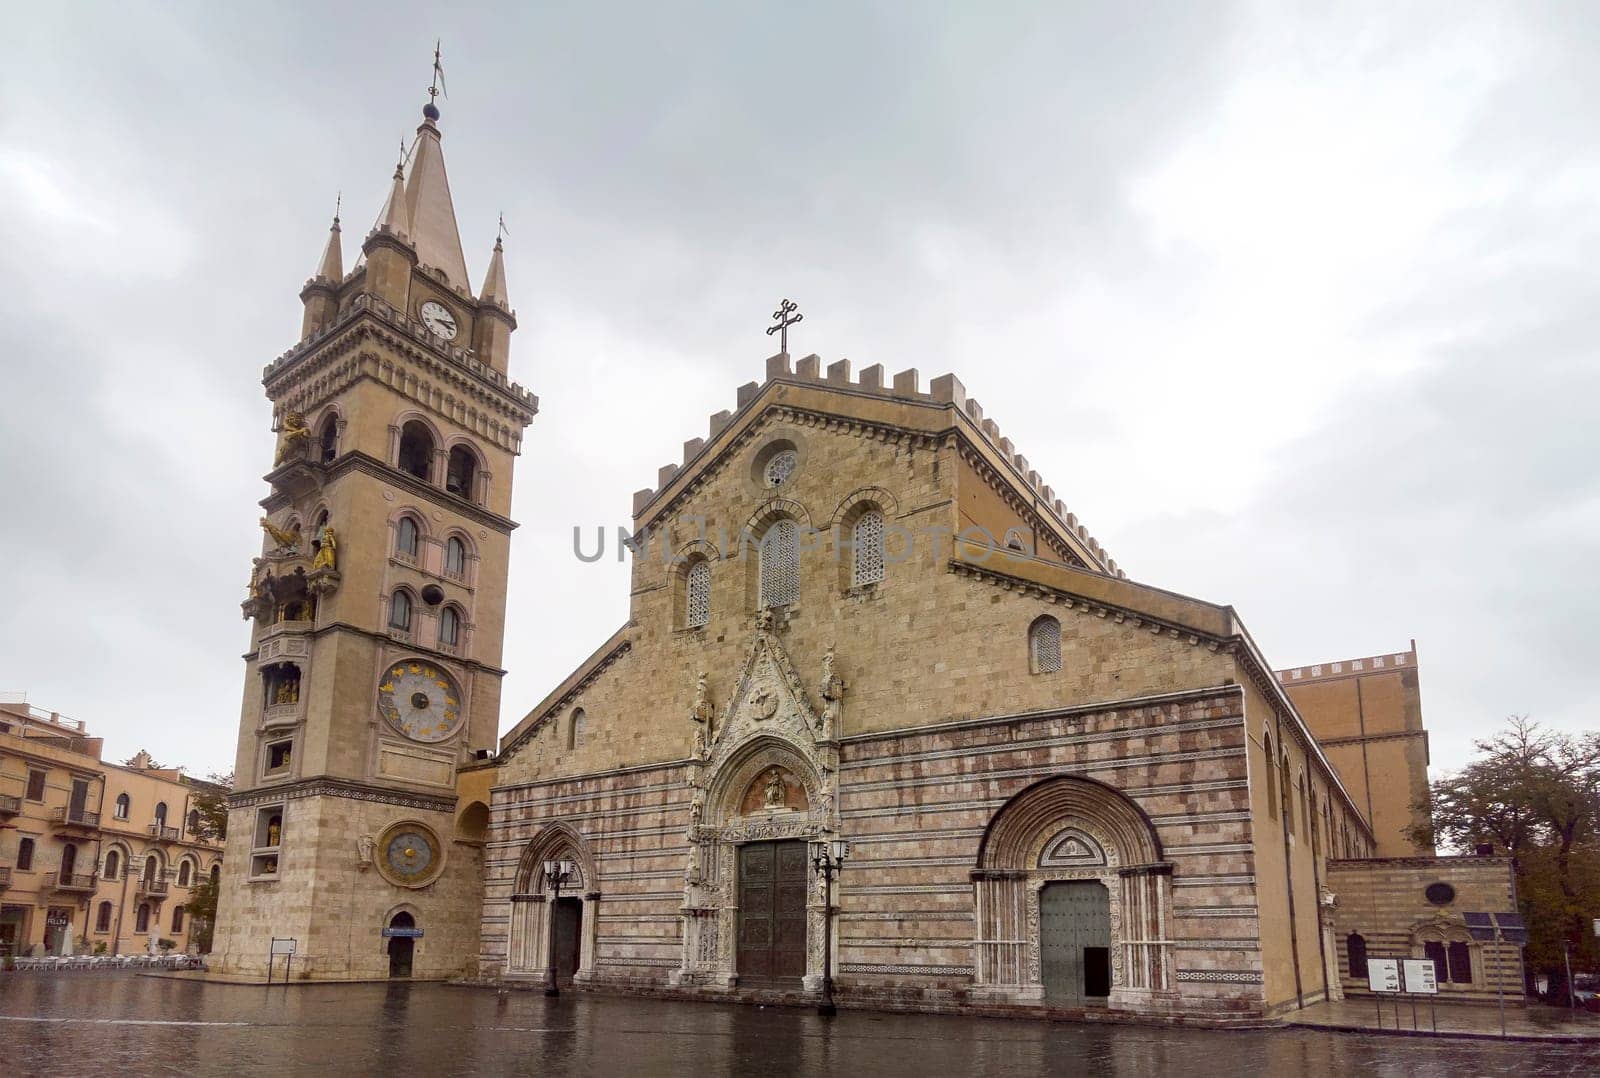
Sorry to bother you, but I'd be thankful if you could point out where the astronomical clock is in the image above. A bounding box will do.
[377,660,463,743]
[376,820,445,888]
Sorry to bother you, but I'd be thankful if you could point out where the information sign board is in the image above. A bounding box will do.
[270,937,298,955]
[1402,959,1438,995]
[1367,957,1401,993]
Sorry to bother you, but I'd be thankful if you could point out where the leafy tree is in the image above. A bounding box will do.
[187,870,221,954]
[188,770,233,843]
[1412,717,1600,1001]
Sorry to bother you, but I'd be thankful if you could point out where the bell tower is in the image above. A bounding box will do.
[211,86,537,980]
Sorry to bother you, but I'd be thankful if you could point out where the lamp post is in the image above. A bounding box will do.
[542,858,575,997]
[809,838,849,1018]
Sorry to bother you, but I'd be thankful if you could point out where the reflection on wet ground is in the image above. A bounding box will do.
[0,974,1592,1077]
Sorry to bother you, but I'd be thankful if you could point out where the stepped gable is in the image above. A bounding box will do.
[629,351,1126,579]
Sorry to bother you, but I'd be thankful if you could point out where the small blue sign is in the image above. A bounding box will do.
[382,927,424,938]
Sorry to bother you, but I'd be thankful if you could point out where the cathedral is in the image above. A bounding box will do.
[210,90,1522,1020]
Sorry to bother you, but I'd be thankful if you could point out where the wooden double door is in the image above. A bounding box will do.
[737,841,809,984]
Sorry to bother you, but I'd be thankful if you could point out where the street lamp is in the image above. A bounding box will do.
[542,858,576,997]
[809,838,850,1018]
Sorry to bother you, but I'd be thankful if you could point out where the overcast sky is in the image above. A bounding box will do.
[2,3,1595,780]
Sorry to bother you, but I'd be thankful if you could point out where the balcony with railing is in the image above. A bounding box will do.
[50,871,97,893]
[0,793,20,815]
[147,824,181,842]
[51,806,100,829]
[136,876,170,897]
[0,866,12,889]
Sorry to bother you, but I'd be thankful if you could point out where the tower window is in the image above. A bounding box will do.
[446,445,479,500]
[317,413,339,463]
[1029,616,1061,674]
[389,590,413,632]
[397,421,435,481]
[395,516,421,560]
[852,510,885,587]
[251,806,284,879]
[759,519,800,608]
[114,793,131,820]
[445,536,468,579]
[439,605,462,648]
[265,739,293,774]
[685,558,711,629]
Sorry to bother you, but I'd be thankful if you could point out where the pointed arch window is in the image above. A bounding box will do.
[114,793,130,820]
[852,510,885,587]
[759,519,800,608]
[388,590,413,633]
[395,516,421,560]
[1280,752,1294,835]
[685,558,712,628]
[1029,616,1062,674]
[444,536,468,579]
[1263,730,1279,819]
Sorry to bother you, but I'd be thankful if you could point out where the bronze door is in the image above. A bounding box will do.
[737,841,809,983]
[1040,880,1111,1003]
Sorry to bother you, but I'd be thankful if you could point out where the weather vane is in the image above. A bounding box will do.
[497,212,510,243]
[333,190,341,223]
[428,40,448,104]
[766,298,803,355]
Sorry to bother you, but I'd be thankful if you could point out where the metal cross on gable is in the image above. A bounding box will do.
[766,298,803,355]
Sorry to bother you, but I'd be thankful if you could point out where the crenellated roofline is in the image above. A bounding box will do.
[630,352,1125,578]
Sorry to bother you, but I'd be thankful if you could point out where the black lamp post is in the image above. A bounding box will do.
[809,838,849,1017]
[542,858,575,997]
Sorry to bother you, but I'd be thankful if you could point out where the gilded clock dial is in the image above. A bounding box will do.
[384,829,437,881]
[377,661,463,743]
[419,300,459,341]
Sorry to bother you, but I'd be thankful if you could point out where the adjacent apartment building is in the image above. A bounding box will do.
[0,696,225,958]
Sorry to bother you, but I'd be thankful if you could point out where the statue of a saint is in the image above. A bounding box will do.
[274,677,298,705]
[311,525,337,571]
[690,672,715,726]
[357,834,376,866]
[818,644,845,740]
[275,411,311,465]
[763,768,786,809]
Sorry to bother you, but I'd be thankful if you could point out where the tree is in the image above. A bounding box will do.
[1412,717,1600,1001]
[188,770,233,843]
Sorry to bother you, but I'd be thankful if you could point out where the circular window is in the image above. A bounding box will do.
[764,450,798,488]
[1424,882,1456,906]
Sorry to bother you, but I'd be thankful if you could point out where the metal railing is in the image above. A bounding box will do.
[0,866,12,888]
[50,871,97,892]
[136,877,170,896]
[51,806,100,827]
[147,824,181,842]
[0,794,21,814]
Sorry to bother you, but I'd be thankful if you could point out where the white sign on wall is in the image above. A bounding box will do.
[1402,959,1438,995]
[1367,957,1401,993]
[270,938,297,956]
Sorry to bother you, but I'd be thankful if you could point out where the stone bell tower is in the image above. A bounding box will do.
[210,84,537,980]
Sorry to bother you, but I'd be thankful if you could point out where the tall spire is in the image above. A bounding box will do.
[480,233,508,307]
[313,204,343,282]
[376,155,411,239]
[403,45,470,292]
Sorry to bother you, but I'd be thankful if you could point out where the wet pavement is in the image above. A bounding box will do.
[1,974,1594,1076]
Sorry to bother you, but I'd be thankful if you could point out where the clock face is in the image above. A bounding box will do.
[379,824,443,887]
[419,300,459,341]
[377,661,463,743]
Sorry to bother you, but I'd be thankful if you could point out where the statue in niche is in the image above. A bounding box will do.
[357,834,375,868]
[684,843,703,885]
[686,795,703,839]
[692,726,707,762]
[275,411,311,464]
[274,675,299,705]
[311,525,337,571]
[763,768,787,809]
[690,672,715,726]
[818,644,845,740]
[259,516,302,554]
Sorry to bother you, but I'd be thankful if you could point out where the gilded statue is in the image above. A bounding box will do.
[274,678,299,705]
[259,516,302,553]
[274,411,311,465]
[311,525,338,571]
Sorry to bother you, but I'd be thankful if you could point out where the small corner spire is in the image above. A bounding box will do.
[375,148,411,239]
[314,196,344,282]
[480,215,509,304]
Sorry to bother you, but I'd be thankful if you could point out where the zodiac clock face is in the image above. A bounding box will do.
[377,661,463,743]
[378,823,443,888]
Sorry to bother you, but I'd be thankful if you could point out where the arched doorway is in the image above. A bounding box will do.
[971,775,1174,1009]
[505,823,599,986]
[387,911,416,978]
[552,897,583,985]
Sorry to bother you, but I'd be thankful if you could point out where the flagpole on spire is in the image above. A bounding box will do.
[425,40,447,120]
